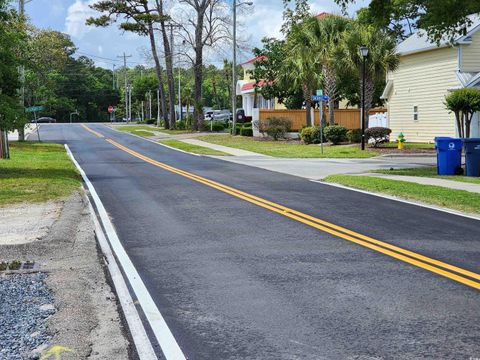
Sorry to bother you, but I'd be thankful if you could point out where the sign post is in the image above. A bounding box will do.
[311,95,329,155]
[108,106,114,122]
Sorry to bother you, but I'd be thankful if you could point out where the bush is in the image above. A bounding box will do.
[259,117,292,140]
[240,126,253,136]
[324,125,348,145]
[145,118,156,125]
[301,126,319,144]
[211,121,225,132]
[347,128,362,143]
[365,127,392,147]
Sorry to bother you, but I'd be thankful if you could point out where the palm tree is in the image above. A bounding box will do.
[340,22,399,118]
[280,22,322,127]
[303,15,350,125]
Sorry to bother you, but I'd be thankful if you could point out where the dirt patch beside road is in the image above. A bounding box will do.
[0,192,131,359]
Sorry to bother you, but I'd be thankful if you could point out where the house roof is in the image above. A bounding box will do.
[397,14,480,56]
[240,56,267,66]
[240,80,271,91]
[316,12,331,19]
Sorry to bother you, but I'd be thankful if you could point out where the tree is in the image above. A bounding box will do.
[0,1,26,158]
[445,88,480,138]
[339,22,399,120]
[87,0,171,127]
[177,0,230,130]
[335,0,480,43]
[281,0,311,35]
[302,15,350,125]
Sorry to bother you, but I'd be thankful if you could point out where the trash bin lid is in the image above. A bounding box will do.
[462,138,480,143]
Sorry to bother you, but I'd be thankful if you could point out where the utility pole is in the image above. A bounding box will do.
[148,91,152,119]
[112,64,116,90]
[157,88,161,126]
[117,52,132,121]
[178,68,182,121]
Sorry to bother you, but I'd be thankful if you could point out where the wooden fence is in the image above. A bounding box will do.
[259,108,387,131]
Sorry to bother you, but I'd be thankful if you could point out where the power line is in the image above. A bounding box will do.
[76,51,146,65]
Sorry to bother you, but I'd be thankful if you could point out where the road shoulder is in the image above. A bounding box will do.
[0,192,131,359]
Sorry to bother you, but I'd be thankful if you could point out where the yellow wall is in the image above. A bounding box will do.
[243,68,252,81]
[387,47,459,142]
[461,32,480,72]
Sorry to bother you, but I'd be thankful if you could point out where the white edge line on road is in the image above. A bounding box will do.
[65,144,187,360]
[313,179,480,222]
[104,123,202,157]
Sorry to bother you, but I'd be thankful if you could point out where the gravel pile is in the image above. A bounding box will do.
[0,273,55,360]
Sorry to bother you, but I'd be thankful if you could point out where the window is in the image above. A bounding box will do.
[413,105,419,121]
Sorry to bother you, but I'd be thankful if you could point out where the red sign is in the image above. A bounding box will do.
[108,106,114,113]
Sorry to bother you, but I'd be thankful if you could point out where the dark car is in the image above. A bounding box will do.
[31,117,56,123]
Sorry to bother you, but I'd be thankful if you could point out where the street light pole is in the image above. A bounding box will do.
[359,45,369,151]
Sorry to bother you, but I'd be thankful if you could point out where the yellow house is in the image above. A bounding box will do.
[236,56,286,117]
[382,15,480,142]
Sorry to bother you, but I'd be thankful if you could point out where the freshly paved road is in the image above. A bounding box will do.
[38,124,480,359]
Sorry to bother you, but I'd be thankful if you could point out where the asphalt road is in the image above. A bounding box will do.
[37,124,480,359]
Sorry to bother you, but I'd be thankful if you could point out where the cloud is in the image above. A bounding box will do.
[65,0,96,39]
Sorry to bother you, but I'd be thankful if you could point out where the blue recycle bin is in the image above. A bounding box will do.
[463,138,480,177]
[434,137,463,175]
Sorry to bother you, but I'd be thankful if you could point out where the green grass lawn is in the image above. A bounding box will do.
[380,142,435,149]
[324,174,480,214]
[116,125,157,132]
[156,129,194,135]
[131,130,155,137]
[372,166,480,185]
[159,140,231,156]
[0,142,80,206]
[197,135,378,158]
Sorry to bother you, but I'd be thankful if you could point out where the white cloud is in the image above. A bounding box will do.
[65,0,96,39]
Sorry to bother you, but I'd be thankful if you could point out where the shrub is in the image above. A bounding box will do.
[211,121,225,132]
[365,127,392,147]
[260,117,292,140]
[324,125,348,145]
[347,128,362,143]
[145,118,156,125]
[240,126,253,136]
[301,126,319,144]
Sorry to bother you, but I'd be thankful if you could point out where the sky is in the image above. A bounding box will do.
[24,0,369,69]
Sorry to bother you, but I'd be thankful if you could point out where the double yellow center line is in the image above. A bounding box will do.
[84,125,480,290]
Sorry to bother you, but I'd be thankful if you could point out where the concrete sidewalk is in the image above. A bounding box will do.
[209,155,436,180]
[358,173,480,193]
[180,138,271,157]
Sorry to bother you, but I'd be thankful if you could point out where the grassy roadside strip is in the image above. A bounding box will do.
[116,125,193,136]
[372,166,480,185]
[159,139,231,156]
[198,135,378,158]
[324,174,480,214]
[0,142,80,206]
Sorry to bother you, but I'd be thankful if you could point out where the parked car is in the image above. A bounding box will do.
[31,117,56,123]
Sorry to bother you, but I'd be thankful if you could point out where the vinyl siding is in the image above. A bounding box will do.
[387,47,459,142]
[461,32,480,72]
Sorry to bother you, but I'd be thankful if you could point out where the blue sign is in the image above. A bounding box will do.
[311,95,329,102]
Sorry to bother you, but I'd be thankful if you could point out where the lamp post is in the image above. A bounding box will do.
[359,45,369,150]
[232,0,253,135]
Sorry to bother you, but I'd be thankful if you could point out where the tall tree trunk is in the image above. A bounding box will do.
[303,84,312,127]
[465,112,472,138]
[193,12,205,131]
[0,130,9,159]
[454,111,462,137]
[323,65,337,126]
[147,23,168,128]
[159,20,177,129]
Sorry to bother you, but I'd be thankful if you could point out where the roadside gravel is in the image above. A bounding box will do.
[0,192,131,359]
[0,273,54,359]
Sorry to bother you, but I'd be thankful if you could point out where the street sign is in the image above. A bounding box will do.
[108,106,114,113]
[25,105,45,113]
[316,89,323,96]
[311,95,329,102]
